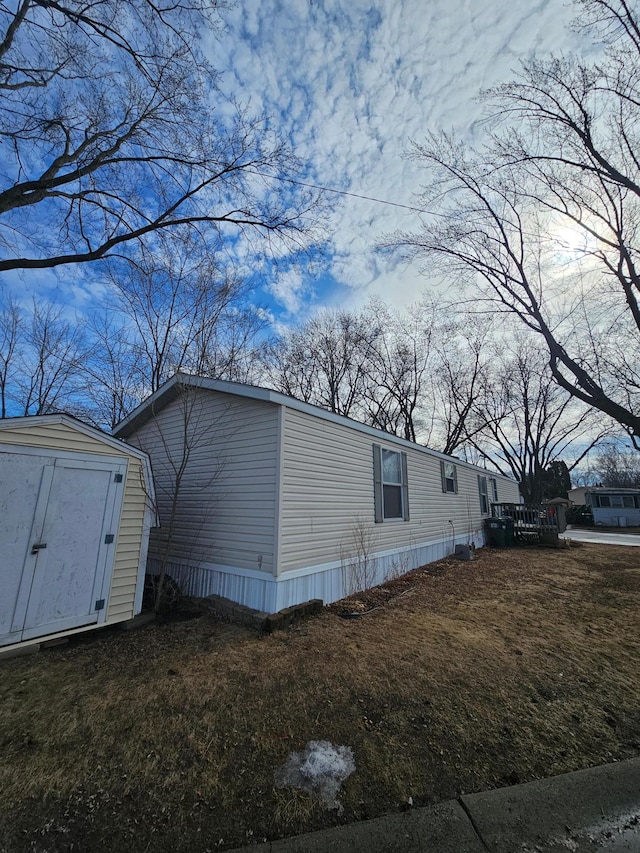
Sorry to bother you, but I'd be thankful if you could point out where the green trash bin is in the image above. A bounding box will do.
[484,517,507,547]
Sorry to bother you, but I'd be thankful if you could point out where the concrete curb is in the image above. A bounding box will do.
[462,757,640,852]
[228,758,640,852]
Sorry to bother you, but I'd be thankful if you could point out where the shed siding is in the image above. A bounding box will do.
[127,389,279,575]
[0,422,123,456]
[279,407,520,574]
[106,456,147,622]
[0,423,148,624]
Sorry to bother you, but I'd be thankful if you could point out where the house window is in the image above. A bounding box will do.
[440,460,458,494]
[373,444,409,522]
[623,496,636,508]
[598,495,611,507]
[478,475,489,514]
[489,477,498,503]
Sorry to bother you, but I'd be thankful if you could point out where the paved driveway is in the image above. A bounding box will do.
[561,528,640,547]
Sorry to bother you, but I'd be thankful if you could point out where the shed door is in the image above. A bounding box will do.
[0,449,126,646]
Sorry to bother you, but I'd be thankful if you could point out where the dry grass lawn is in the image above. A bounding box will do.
[1,543,640,852]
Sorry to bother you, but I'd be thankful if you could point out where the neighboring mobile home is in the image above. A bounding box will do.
[569,487,640,527]
[114,374,520,612]
[0,415,155,650]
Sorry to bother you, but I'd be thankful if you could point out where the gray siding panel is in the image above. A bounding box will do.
[279,407,520,574]
[128,389,279,575]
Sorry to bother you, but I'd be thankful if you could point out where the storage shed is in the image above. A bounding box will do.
[0,414,156,650]
[114,374,521,612]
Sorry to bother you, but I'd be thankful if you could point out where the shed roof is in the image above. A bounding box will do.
[0,412,156,506]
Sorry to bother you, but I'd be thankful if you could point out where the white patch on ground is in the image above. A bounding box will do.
[274,740,355,812]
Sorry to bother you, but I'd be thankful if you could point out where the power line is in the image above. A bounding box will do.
[249,169,436,215]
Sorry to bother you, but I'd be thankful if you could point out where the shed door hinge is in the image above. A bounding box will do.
[95,599,105,611]
[113,473,123,483]
[104,534,114,544]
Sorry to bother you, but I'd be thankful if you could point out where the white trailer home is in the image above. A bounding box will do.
[114,374,520,612]
[0,414,155,651]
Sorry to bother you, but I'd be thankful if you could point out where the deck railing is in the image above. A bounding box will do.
[490,502,566,542]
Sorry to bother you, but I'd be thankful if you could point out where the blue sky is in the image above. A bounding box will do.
[213,0,588,323]
[5,0,589,328]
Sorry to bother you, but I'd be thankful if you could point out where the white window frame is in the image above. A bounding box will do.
[373,444,409,522]
[489,476,498,503]
[440,460,458,494]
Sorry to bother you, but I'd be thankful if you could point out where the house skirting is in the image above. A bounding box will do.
[148,529,485,612]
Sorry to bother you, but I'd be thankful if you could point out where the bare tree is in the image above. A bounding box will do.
[464,341,611,504]
[264,309,372,417]
[0,1,321,276]
[595,445,640,488]
[429,310,494,455]
[386,0,640,447]
[122,382,226,614]
[0,293,20,417]
[84,235,266,428]
[197,307,267,385]
[0,294,89,416]
[263,297,489,449]
[82,310,145,430]
[107,240,259,390]
[360,300,432,442]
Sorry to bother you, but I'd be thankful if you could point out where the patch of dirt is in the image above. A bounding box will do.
[1,544,640,853]
[328,556,459,615]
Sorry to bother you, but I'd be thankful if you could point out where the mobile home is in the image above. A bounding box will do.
[114,374,520,612]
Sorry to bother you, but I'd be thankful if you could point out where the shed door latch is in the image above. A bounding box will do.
[31,542,47,554]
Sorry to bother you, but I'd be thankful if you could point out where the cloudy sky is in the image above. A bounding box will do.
[3,0,592,328]
[210,0,588,322]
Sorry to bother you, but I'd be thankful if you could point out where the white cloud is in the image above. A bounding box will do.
[266,267,314,316]
[210,0,591,316]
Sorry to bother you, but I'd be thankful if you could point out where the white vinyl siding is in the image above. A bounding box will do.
[128,389,279,575]
[278,407,519,574]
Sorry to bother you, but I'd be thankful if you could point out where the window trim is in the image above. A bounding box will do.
[373,444,409,522]
[440,460,458,494]
[478,474,489,514]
